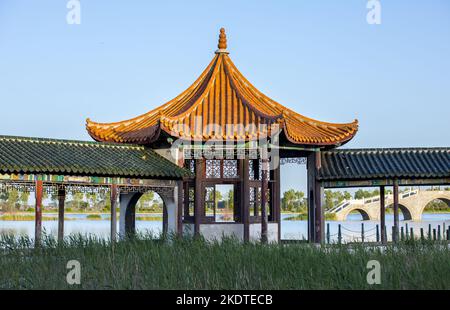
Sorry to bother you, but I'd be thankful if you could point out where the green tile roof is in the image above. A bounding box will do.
[0,135,191,179]
[319,148,450,181]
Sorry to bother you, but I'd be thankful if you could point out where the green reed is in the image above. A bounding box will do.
[0,233,449,290]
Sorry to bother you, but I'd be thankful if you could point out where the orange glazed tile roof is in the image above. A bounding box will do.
[86,28,358,146]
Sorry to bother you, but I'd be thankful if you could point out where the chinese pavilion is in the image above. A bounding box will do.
[1,30,448,246]
[85,28,358,243]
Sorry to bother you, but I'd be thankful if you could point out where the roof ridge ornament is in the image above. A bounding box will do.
[215,28,229,54]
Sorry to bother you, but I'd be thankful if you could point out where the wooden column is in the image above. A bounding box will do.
[177,180,184,237]
[307,151,323,243]
[307,153,316,243]
[270,158,281,242]
[393,179,399,243]
[35,180,43,247]
[183,182,190,219]
[57,186,66,242]
[261,158,269,243]
[240,158,250,242]
[110,184,118,242]
[315,183,324,243]
[316,152,324,243]
[194,159,204,237]
[379,185,386,244]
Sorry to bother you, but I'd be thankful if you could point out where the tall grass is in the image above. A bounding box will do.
[0,214,58,221]
[0,233,449,289]
[285,213,337,221]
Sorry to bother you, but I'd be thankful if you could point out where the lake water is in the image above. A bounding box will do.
[1,213,449,243]
[281,213,450,242]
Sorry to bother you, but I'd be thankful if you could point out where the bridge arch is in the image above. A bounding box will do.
[419,196,450,219]
[349,208,371,221]
[340,206,372,221]
[386,203,413,221]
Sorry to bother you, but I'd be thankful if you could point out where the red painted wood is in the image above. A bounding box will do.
[35,180,43,247]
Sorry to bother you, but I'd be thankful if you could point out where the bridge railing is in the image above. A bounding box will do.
[401,189,418,199]
[362,196,379,204]
[328,200,352,213]
[328,189,421,214]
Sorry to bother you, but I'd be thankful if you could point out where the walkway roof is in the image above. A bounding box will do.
[319,148,450,182]
[0,135,190,179]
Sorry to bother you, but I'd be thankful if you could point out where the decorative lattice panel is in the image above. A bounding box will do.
[206,160,221,178]
[223,160,238,178]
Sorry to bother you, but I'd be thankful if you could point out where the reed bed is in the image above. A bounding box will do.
[0,233,449,290]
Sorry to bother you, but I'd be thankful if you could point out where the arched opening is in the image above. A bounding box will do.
[347,209,370,221]
[386,203,412,221]
[422,198,450,219]
[424,198,450,211]
[135,191,167,238]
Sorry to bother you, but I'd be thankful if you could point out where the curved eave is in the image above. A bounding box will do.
[282,116,359,146]
[85,50,359,147]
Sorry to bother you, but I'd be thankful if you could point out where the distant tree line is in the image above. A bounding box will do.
[1,187,449,213]
[0,190,163,213]
[281,187,450,212]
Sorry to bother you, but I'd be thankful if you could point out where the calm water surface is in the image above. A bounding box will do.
[1,213,449,243]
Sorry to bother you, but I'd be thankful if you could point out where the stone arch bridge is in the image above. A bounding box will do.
[328,190,450,221]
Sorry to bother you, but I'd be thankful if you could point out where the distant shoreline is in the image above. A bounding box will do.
[0,210,449,222]
[0,212,163,221]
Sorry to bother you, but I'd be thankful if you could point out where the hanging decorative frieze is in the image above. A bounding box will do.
[183,146,263,160]
[0,173,177,188]
[280,157,307,165]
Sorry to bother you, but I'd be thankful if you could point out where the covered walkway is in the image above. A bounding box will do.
[315,147,450,243]
[0,135,191,246]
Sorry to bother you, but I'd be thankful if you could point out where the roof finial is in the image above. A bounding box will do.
[215,28,229,54]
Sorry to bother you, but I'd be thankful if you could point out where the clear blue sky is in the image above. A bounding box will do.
[1,0,449,193]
